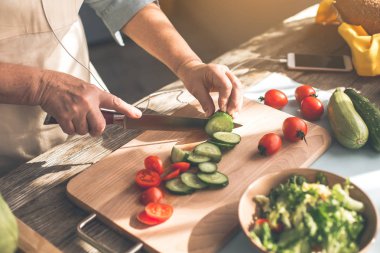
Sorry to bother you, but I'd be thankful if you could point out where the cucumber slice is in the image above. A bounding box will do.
[165,178,194,195]
[197,172,229,186]
[198,162,218,173]
[180,172,208,190]
[212,132,241,144]
[205,112,233,136]
[171,146,189,163]
[207,139,236,150]
[186,152,211,164]
[194,142,222,162]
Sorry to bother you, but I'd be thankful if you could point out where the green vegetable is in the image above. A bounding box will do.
[0,193,18,253]
[170,146,189,163]
[204,111,233,136]
[180,172,208,190]
[212,132,241,144]
[165,178,194,195]
[193,142,222,163]
[345,88,380,152]
[327,88,369,149]
[250,173,365,253]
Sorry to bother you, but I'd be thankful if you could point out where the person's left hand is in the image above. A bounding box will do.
[177,60,243,118]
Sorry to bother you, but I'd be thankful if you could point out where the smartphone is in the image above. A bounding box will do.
[287,53,353,72]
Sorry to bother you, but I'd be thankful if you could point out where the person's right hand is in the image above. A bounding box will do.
[38,70,142,136]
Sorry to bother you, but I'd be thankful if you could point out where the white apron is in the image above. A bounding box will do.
[0,0,93,175]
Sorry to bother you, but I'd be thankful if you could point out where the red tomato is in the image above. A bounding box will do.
[258,133,282,156]
[255,218,269,225]
[135,169,161,188]
[295,85,316,103]
[162,168,180,181]
[144,155,164,175]
[140,187,163,205]
[255,218,283,233]
[260,89,288,109]
[282,117,308,142]
[300,96,324,121]
[171,162,191,173]
[145,203,173,221]
[137,211,162,226]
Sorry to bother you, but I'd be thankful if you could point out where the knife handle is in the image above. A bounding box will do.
[43,110,122,125]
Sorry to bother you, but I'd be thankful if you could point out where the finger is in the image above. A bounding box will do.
[191,84,215,117]
[87,110,106,137]
[211,67,233,112]
[100,93,142,118]
[72,114,89,135]
[225,70,243,117]
[57,117,76,135]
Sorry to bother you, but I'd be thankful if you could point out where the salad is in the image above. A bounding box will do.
[250,173,365,253]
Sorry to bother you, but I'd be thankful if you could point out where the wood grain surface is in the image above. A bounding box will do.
[67,99,331,253]
[1,5,379,253]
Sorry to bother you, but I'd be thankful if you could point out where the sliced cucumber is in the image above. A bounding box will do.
[205,111,233,136]
[194,142,222,162]
[171,146,190,163]
[180,172,208,190]
[212,132,241,144]
[165,178,194,195]
[198,162,218,173]
[187,152,211,164]
[197,172,229,186]
[207,139,236,150]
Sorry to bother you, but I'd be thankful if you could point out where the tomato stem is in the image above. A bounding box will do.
[258,96,265,102]
[296,130,308,145]
[258,145,267,156]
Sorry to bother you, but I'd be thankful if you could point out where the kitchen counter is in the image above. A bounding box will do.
[1,4,379,253]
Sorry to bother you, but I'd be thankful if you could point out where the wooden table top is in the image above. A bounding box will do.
[1,5,379,253]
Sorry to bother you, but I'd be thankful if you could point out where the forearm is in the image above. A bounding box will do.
[0,62,45,105]
[121,3,202,78]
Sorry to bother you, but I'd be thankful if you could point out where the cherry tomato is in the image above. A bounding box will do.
[301,96,324,121]
[140,187,163,205]
[171,162,191,173]
[260,89,288,109]
[258,133,282,156]
[135,169,161,188]
[145,202,173,221]
[255,218,269,226]
[295,85,316,103]
[137,211,162,226]
[144,155,164,175]
[282,117,308,142]
[255,218,283,233]
[162,168,180,181]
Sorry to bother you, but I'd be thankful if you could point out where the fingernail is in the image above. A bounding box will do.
[133,107,142,117]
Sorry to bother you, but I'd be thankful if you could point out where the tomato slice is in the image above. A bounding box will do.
[135,169,161,188]
[162,168,180,181]
[171,162,191,173]
[140,187,164,205]
[137,211,162,226]
[144,155,164,175]
[145,203,173,221]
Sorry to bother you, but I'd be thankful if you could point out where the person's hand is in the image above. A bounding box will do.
[37,70,142,136]
[176,60,243,118]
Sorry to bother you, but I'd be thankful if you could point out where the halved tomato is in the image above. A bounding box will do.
[145,202,173,221]
[162,168,180,181]
[140,187,163,205]
[135,169,161,188]
[171,162,191,173]
[144,155,164,174]
[137,211,162,226]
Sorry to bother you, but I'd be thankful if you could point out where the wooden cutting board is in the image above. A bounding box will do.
[67,100,331,253]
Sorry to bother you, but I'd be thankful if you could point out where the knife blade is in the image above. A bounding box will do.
[44,109,242,131]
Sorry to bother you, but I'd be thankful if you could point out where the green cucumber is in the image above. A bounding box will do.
[327,88,368,149]
[171,146,190,163]
[205,111,233,136]
[198,162,218,173]
[194,142,222,162]
[165,178,194,195]
[197,172,229,187]
[207,139,236,150]
[212,132,241,144]
[186,152,211,164]
[180,172,208,189]
[345,88,380,152]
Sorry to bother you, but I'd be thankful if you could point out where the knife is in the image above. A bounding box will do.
[44,109,242,131]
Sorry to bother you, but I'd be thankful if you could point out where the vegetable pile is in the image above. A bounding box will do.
[250,174,365,253]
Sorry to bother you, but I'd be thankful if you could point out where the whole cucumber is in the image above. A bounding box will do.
[345,88,380,152]
[327,88,368,149]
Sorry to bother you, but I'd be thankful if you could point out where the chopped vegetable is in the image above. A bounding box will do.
[135,169,161,188]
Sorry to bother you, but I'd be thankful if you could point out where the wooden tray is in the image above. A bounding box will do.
[67,100,331,253]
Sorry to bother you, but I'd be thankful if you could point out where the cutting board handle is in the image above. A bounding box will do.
[77,213,143,253]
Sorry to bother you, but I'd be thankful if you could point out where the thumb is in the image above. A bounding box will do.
[100,92,142,118]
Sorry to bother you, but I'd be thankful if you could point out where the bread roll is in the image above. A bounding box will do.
[334,0,380,34]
